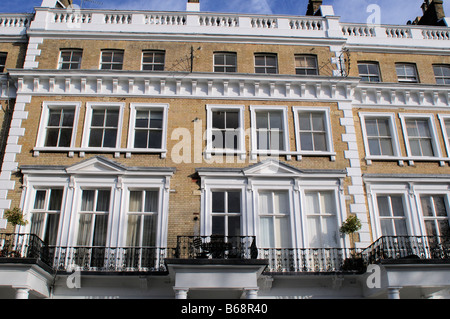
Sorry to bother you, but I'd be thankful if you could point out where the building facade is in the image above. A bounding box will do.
[0,0,449,299]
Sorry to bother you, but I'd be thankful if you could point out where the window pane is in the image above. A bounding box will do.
[434,196,447,217]
[45,213,60,245]
[58,128,73,147]
[227,191,241,213]
[106,110,119,127]
[134,130,148,148]
[313,133,327,151]
[77,214,93,246]
[228,216,241,237]
[212,192,225,213]
[96,190,110,212]
[148,130,162,148]
[48,189,63,211]
[259,192,272,215]
[226,112,239,129]
[48,110,61,126]
[92,214,108,246]
[144,191,158,213]
[81,190,95,211]
[368,139,381,155]
[212,112,225,129]
[91,110,105,127]
[126,215,140,246]
[34,191,46,210]
[274,191,289,215]
[150,111,163,129]
[62,110,75,126]
[377,196,390,216]
[300,132,313,151]
[311,113,324,131]
[135,111,149,128]
[45,129,59,147]
[275,217,291,248]
[212,216,225,235]
[269,112,282,129]
[129,191,143,212]
[103,129,118,147]
[30,213,45,237]
[256,112,268,129]
[421,196,433,217]
[260,217,274,247]
[391,196,405,217]
[380,219,394,236]
[142,215,157,246]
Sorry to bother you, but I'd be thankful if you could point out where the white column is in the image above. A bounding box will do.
[15,288,30,299]
[174,288,189,299]
[244,288,258,299]
[387,287,402,299]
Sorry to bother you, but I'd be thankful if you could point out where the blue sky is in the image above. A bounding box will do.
[1,0,450,25]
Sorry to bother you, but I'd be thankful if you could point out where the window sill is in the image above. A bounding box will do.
[365,155,449,167]
[33,147,168,159]
[205,149,246,160]
[250,150,336,161]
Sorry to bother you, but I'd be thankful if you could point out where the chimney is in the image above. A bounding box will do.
[187,0,200,12]
[411,0,446,26]
[306,0,323,16]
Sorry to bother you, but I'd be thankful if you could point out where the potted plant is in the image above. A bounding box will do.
[340,215,365,272]
[4,207,28,227]
[1,207,28,258]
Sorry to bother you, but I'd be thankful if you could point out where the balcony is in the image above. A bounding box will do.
[1,233,449,275]
[362,236,450,264]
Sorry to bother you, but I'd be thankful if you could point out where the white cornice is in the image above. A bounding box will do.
[8,69,359,102]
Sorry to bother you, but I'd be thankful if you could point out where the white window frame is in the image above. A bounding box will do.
[58,49,83,70]
[250,105,290,160]
[395,63,419,83]
[81,102,125,151]
[141,50,165,71]
[99,49,124,70]
[398,113,443,165]
[438,114,450,158]
[359,112,402,165]
[201,181,247,238]
[34,102,82,156]
[294,54,318,76]
[366,185,414,240]
[127,103,169,158]
[213,52,237,73]
[205,104,245,160]
[293,106,335,161]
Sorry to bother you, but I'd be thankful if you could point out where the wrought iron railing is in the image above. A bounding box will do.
[174,236,258,260]
[1,233,449,274]
[51,246,168,273]
[362,236,450,264]
[0,233,50,265]
[259,248,365,273]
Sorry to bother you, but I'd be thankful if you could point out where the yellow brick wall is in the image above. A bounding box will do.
[353,106,450,175]
[34,39,336,76]
[348,51,450,84]
[10,95,351,244]
[0,42,27,71]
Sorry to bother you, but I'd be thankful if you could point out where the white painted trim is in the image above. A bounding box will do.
[81,102,125,153]
[127,103,169,159]
[205,104,246,160]
[438,114,450,158]
[34,101,82,156]
[398,113,443,165]
[292,106,335,161]
[249,105,290,160]
[358,112,402,165]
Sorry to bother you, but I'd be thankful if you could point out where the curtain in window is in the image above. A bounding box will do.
[305,192,338,248]
[77,214,93,246]
[259,191,291,248]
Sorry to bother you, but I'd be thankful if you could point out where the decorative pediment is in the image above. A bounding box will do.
[65,156,126,175]
[243,159,303,177]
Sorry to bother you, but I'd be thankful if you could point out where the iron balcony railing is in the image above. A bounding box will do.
[174,236,258,259]
[0,233,50,265]
[259,247,365,273]
[51,246,169,273]
[362,235,450,264]
[1,233,449,274]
